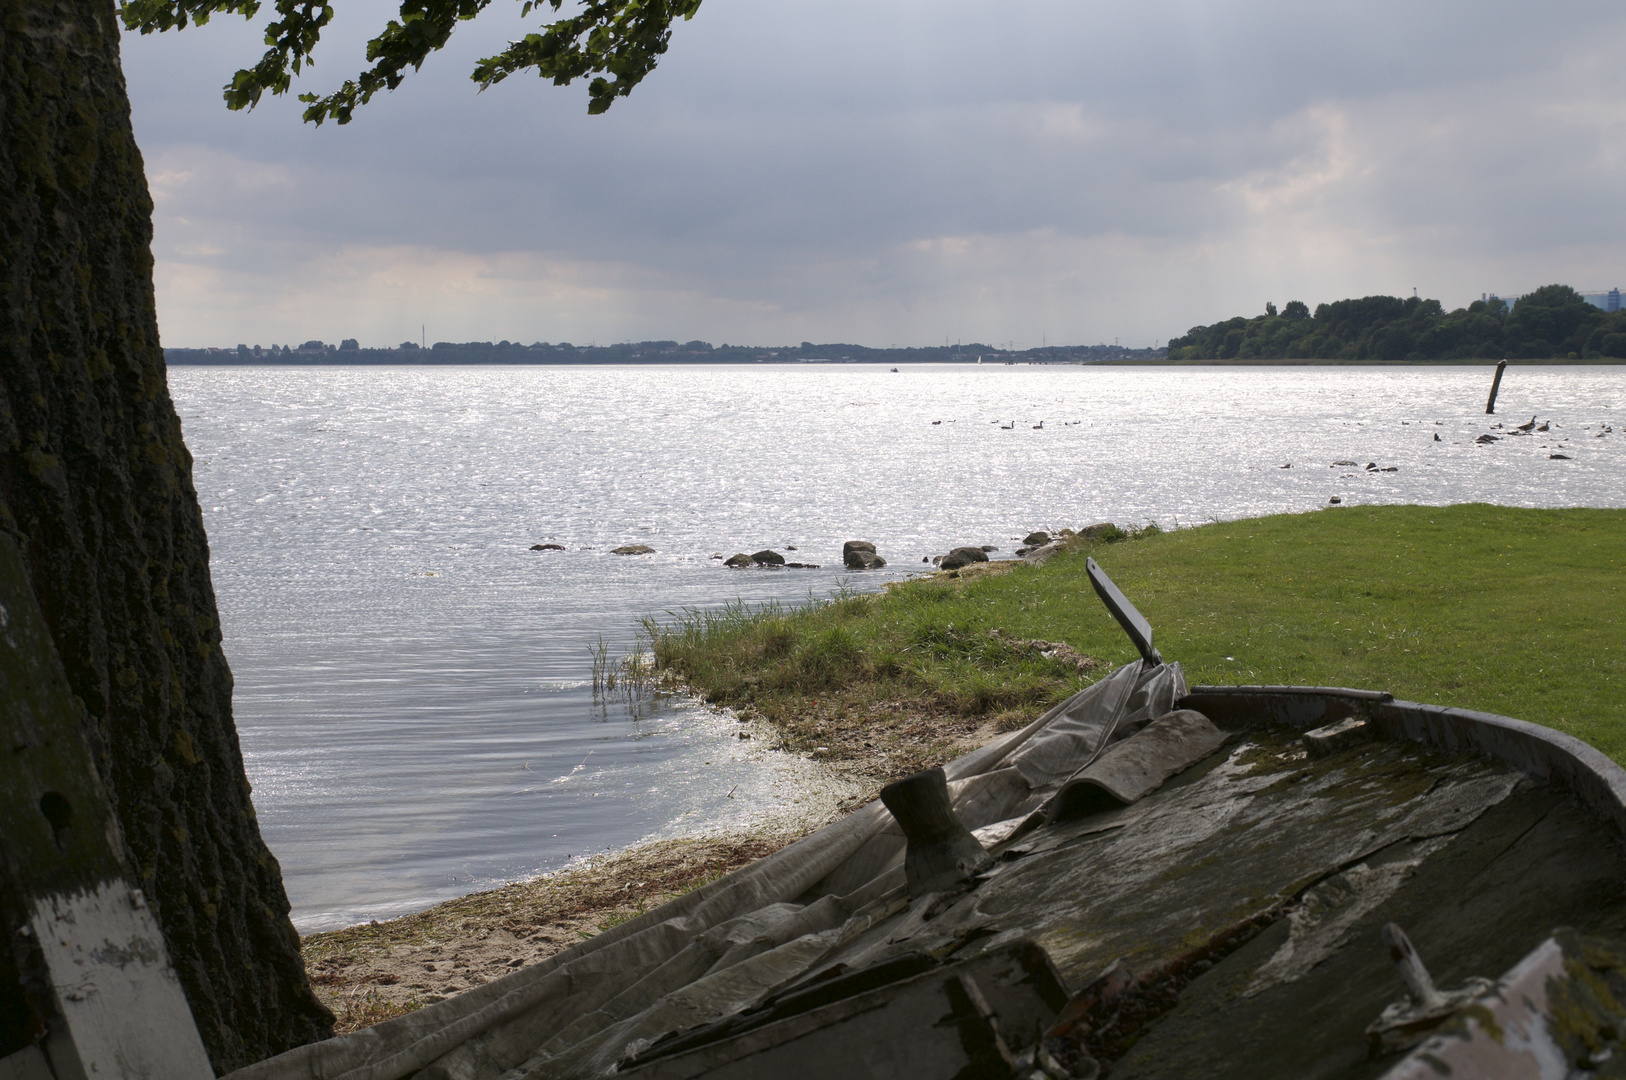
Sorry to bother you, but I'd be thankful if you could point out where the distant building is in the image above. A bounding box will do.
[1582,288,1621,312]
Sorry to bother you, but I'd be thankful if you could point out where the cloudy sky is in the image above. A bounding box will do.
[122,0,1626,349]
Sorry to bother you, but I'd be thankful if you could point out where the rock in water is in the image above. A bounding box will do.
[531,543,565,551]
[939,546,991,571]
[723,553,755,567]
[843,540,887,570]
[751,549,786,565]
[1475,434,1500,444]
[1023,531,1052,547]
[612,544,655,555]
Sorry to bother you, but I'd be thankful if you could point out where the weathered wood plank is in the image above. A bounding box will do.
[0,533,213,1078]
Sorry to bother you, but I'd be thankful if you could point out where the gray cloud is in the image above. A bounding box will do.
[123,0,1626,347]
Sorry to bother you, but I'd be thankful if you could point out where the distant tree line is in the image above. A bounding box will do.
[164,339,1166,365]
[1167,285,1626,362]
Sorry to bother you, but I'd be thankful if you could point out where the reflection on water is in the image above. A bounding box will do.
[169,363,1625,930]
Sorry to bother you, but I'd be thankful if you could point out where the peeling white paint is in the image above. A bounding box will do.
[1382,937,1571,1080]
[30,881,214,1079]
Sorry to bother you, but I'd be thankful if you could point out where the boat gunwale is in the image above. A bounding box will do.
[1182,683,1626,837]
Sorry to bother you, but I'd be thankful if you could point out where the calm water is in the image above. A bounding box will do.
[168,363,1625,930]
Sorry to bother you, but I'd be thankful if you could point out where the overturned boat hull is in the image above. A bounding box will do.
[221,670,1626,1080]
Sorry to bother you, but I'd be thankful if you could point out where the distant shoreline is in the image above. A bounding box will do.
[1099,356,1626,366]
[162,342,1164,366]
[164,355,1626,367]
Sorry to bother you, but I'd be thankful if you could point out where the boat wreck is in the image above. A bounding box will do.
[9,558,1626,1079]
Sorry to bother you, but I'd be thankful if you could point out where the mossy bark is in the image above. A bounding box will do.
[0,0,334,1069]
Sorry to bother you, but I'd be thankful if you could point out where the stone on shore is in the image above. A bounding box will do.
[938,546,991,571]
[1023,540,1068,566]
[1078,522,1122,540]
[843,540,887,570]
[612,544,655,555]
[1022,531,1051,547]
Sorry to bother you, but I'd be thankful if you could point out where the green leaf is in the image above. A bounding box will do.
[122,0,697,124]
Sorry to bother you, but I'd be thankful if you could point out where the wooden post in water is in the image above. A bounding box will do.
[1485,360,1508,414]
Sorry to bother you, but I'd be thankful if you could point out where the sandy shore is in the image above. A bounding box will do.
[299,705,879,1034]
[301,831,796,1032]
[298,576,1041,1034]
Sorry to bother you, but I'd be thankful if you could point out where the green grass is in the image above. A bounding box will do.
[649,505,1626,767]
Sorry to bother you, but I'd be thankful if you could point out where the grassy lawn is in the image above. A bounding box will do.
[650,504,1626,772]
[305,502,1623,1035]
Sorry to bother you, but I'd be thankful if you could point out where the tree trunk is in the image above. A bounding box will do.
[0,0,334,1070]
